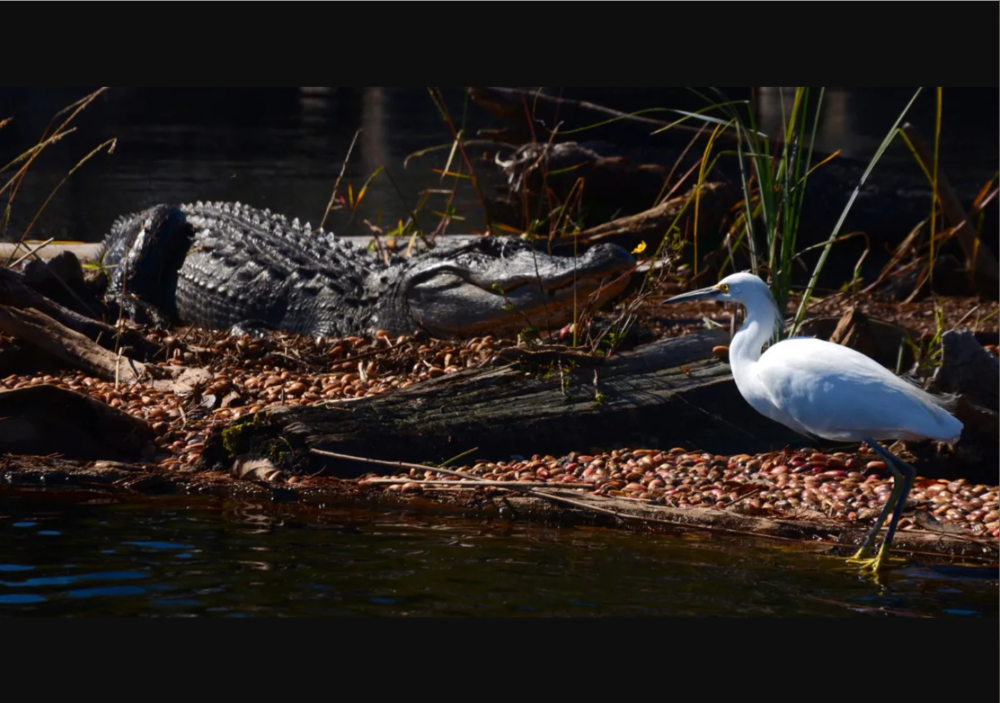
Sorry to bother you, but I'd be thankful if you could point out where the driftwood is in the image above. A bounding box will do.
[0,303,152,383]
[0,384,155,461]
[202,329,812,477]
[930,329,999,413]
[560,181,737,250]
[0,264,157,359]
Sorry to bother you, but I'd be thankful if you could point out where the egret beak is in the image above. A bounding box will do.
[660,285,724,304]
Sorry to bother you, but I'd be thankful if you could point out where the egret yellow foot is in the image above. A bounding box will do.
[845,545,906,572]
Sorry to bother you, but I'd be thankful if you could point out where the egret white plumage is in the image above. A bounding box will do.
[661,272,963,573]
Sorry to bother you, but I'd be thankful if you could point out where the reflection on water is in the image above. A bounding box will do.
[0,87,495,243]
[1,87,996,244]
[1,489,996,617]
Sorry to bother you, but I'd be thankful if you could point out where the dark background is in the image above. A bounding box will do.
[1,87,997,246]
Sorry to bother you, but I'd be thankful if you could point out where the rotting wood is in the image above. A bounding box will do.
[554,182,736,250]
[0,304,155,383]
[202,329,818,477]
[0,264,158,358]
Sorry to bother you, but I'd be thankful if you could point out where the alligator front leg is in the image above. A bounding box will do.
[229,319,281,339]
[102,204,193,330]
[106,292,174,330]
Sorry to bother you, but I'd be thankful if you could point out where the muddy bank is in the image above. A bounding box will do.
[2,452,996,566]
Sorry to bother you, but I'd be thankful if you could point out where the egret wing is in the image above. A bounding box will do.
[755,338,960,442]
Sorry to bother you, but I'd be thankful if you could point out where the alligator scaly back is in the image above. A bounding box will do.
[174,201,401,336]
[98,200,636,338]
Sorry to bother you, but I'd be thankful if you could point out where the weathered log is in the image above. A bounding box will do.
[560,181,737,250]
[930,329,999,412]
[203,329,814,477]
[0,264,157,359]
[493,141,671,218]
[0,303,153,383]
[0,384,155,461]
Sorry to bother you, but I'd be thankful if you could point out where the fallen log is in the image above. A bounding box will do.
[0,385,155,461]
[0,264,158,359]
[0,303,153,383]
[486,139,736,248]
[495,141,670,208]
[562,181,736,250]
[202,329,813,477]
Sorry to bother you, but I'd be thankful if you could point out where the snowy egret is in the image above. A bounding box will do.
[661,272,963,573]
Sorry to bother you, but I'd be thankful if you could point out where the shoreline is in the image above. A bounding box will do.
[2,452,996,567]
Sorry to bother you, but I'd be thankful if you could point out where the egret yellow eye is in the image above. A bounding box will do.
[717,283,730,294]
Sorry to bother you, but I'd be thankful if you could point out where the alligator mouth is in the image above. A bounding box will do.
[406,242,636,337]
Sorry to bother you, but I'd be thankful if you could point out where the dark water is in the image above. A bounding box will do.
[1,489,996,617]
[2,87,996,244]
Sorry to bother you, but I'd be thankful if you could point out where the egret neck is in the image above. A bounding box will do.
[727,283,781,399]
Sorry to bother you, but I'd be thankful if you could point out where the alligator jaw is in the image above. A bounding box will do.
[404,241,636,337]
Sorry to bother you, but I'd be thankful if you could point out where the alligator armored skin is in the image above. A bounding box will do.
[98,201,636,338]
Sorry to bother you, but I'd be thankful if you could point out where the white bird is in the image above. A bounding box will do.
[661,272,963,573]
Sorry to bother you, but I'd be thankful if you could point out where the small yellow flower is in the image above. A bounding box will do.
[631,241,647,254]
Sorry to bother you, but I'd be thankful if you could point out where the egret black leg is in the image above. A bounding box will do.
[870,443,916,562]
[845,438,913,573]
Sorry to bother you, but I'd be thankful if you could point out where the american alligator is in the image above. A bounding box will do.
[97,201,636,338]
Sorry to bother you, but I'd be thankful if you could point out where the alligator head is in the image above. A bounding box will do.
[380,237,636,337]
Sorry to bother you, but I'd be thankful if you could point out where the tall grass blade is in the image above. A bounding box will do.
[790,87,924,335]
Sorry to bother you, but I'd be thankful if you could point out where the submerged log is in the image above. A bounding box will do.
[203,329,813,477]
